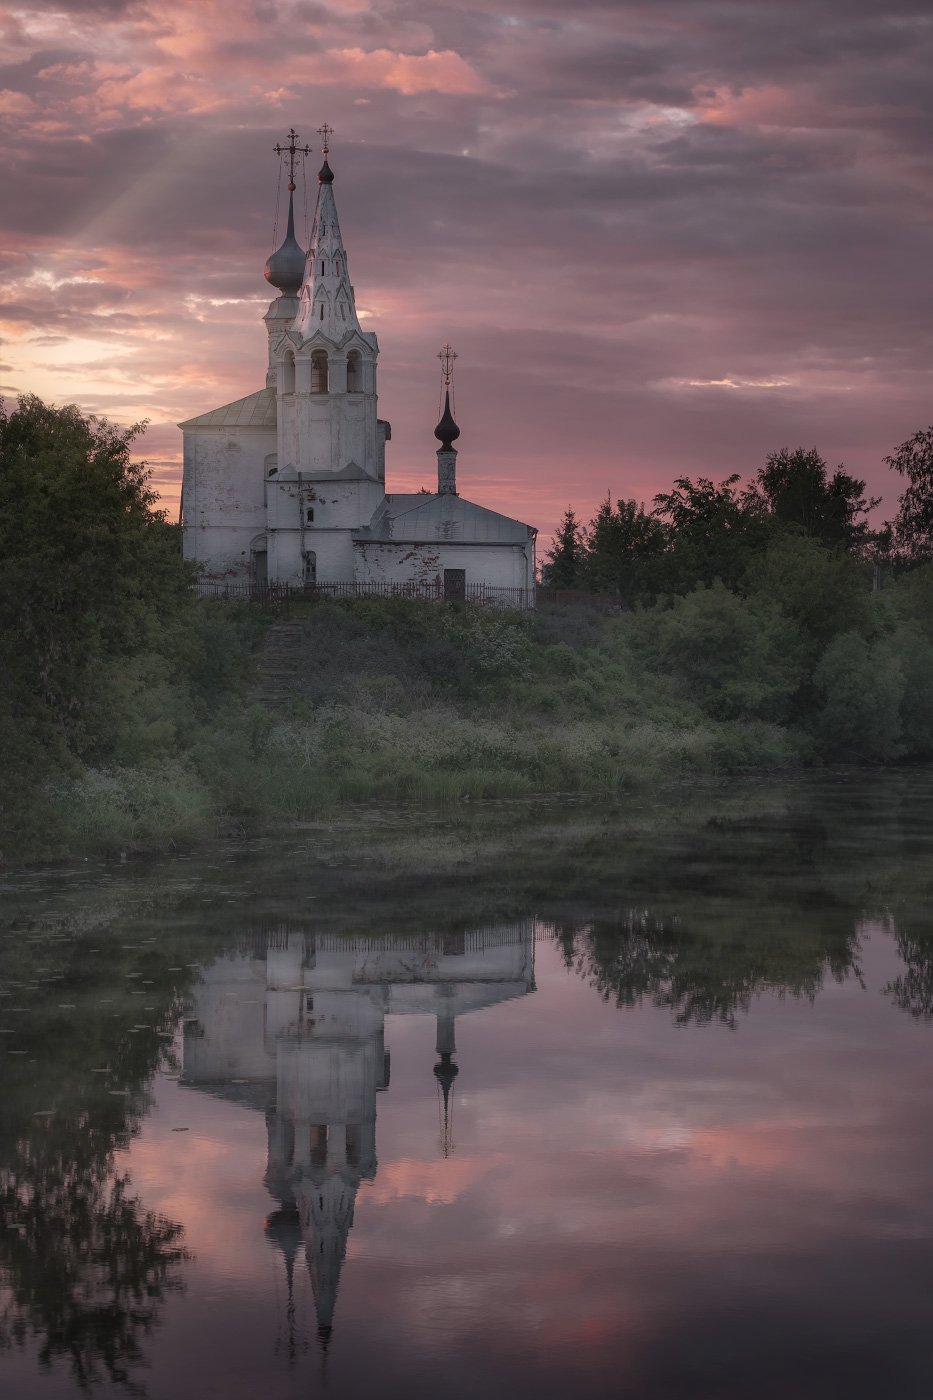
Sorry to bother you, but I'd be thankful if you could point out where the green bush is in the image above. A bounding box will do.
[812,632,904,760]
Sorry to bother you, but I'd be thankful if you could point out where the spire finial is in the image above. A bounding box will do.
[316,124,335,184]
[274,127,310,192]
[437,342,458,388]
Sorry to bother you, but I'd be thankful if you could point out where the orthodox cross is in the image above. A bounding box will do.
[317,122,333,156]
[274,128,310,191]
[437,343,458,386]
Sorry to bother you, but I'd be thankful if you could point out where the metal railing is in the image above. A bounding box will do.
[194,579,534,611]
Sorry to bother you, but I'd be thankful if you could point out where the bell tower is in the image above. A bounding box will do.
[268,126,384,484]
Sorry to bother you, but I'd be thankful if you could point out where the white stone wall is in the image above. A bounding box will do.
[181,424,273,580]
[353,539,536,592]
[267,475,386,584]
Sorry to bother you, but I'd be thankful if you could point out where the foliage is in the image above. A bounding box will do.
[812,632,904,761]
[884,425,933,562]
[650,473,773,593]
[541,506,586,587]
[579,496,668,600]
[745,446,878,550]
[0,395,194,757]
[624,582,801,722]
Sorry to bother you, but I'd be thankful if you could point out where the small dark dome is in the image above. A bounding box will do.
[434,390,460,451]
[318,159,334,184]
[264,193,305,295]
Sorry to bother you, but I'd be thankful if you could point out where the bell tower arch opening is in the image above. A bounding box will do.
[311,351,329,393]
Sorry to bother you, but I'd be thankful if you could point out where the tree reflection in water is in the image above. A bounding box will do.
[0,923,196,1393]
[1,1150,185,1391]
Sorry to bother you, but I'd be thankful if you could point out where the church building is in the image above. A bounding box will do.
[179,129,537,602]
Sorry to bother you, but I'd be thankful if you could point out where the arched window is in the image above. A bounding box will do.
[306,507,314,523]
[311,351,329,393]
[346,351,361,393]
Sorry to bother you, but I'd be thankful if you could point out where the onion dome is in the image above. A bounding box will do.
[434,391,460,451]
[264,192,305,295]
[318,159,334,184]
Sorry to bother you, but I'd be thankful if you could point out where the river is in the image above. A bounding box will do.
[3,769,933,1398]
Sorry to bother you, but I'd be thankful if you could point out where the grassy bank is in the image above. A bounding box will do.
[14,549,933,865]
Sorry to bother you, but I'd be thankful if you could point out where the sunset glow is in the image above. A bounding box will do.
[3,0,932,538]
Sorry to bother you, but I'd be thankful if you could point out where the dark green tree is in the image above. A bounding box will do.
[884,426,933,562]
[745,447,878,550]
[651,474,772,593]
[541,506,585,587]
[0,395,194,751]
[581,496,668,601]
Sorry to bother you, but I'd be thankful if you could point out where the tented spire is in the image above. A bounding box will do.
[294,131,364,341]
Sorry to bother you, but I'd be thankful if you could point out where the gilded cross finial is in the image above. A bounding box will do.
[437,343,458,387]
[274,128,310,191]
[318,123,333,156]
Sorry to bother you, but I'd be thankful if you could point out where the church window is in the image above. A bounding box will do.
[311,350,329,393]
[306,507,314,523]
[346,351,361,392]
[340,303,346,321]
[311,1125,327,1166]
[319,303,324,320]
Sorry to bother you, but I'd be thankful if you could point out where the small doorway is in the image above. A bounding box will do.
[444,568,466,602]
[303,551,317,585]
[252,550,268,587]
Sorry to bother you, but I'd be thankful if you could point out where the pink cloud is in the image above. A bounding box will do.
[318,46,487,95]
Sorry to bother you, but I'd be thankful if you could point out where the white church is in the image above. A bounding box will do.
[179,130,537,602]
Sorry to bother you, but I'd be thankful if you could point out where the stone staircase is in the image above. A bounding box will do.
[253,620,305,710]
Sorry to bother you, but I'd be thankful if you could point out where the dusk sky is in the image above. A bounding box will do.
[2,0,933,542]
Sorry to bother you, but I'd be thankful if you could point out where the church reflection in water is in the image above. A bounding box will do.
[181,922,536,1343]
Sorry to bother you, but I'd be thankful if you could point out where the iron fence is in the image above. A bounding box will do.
[194,578,534,611]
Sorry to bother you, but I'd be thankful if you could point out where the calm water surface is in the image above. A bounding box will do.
[3,772,933,1398]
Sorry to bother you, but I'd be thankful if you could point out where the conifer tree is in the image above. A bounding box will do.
[542,506,584,587]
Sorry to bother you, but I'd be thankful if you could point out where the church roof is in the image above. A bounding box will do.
[178,387,276,429]
[354,493,535,545]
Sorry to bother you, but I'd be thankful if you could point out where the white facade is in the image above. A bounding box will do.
[180,147,536,597]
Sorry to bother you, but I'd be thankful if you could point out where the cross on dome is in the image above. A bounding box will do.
[437,343,458,387]
[274,128,310,192]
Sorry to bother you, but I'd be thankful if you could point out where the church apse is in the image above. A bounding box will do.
[180,921,536,1345]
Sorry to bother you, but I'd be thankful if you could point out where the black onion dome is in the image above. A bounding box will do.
[318,159,334,184]
[264,193,305,295]
[434,391,460,450]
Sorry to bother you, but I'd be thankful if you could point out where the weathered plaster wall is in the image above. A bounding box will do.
[353,540,535,591]
[181,424,272,580]
[267,475,385,583]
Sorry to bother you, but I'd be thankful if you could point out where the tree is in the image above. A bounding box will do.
[541,506,585,587]
[651,474,772,593]
[745,446,878,551]
[0,395,194,758]
[582,496,667,601]
[884,426,933,561]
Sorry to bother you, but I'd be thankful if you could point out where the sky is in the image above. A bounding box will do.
[2,0,933,543]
